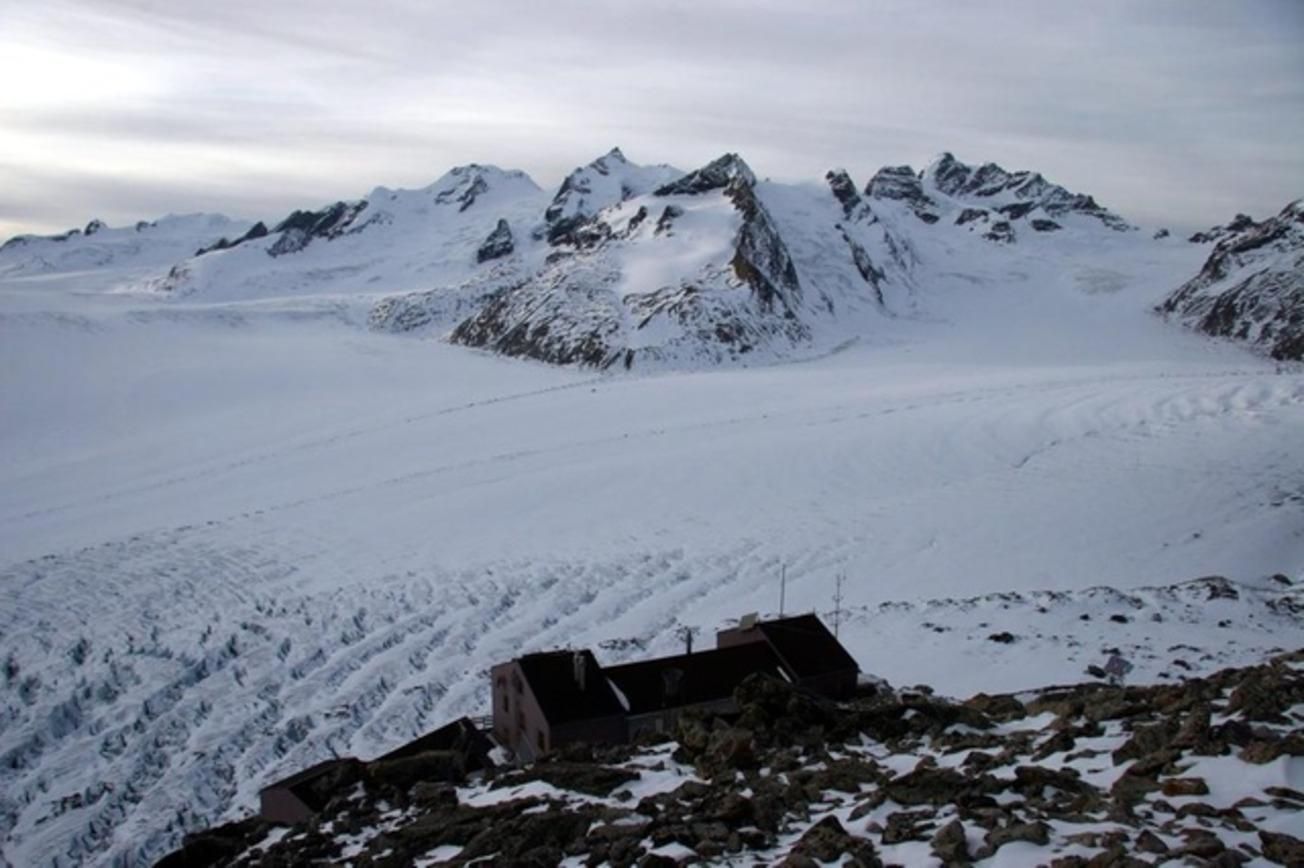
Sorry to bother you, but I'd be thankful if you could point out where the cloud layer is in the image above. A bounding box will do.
[3,0,1302,238]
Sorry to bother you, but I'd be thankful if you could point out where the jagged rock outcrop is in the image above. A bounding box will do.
[450,153,811,369]
[865,165,939,223]
[544,148,678,226]
[195,222,269,257]
[267,201,369,257]
[475,218,514,263]
[924,152,1133,231]
[1157,199,1304,360]
[825,169,863,217]
[1189,213,1256,244]
[654,152,756,196]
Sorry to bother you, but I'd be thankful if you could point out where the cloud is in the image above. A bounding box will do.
[3,0,1302,236]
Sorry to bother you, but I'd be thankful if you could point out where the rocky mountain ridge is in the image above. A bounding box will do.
[1157,200,1304,361]
[4,149,1298,367]
[161,648,1304,867]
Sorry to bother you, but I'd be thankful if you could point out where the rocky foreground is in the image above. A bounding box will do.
[161,650,1304,867]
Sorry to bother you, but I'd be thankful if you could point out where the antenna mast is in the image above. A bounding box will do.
[833,572,845,638]
[779,562,786,616]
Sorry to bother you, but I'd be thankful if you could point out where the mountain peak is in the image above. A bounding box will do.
[654,153,756,197]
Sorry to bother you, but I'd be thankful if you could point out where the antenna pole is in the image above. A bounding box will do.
[833,572,845,638]
[779,563,786,616]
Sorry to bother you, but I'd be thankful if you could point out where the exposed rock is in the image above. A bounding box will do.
[654,153,755,196]
[931,818,970,863]
[195,221,269,257]
[785,815,881,867]
[924,152,1132,230]
[476,218,515,263]
[983,221,1015,244]
[1189,213,1256,244]
[975,820,1050,858]
[1161,776,1209,797]
[826,169,863,217]
[1158,200,1304,360]
[1260,829,1304,865]
[1031,218,1062,232]
[865,165,939,223]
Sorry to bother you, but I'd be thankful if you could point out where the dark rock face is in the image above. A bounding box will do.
[1158,199,1304,360]
[864,165,939,223]
[433,165,492,212]
[925,152,1132,230]
[476,218,514,263]
[956,207,989,227]
[654,153,756,196]
[1154,228,1170,239]
[195,221,269,257]
[451,153,808,369]
[983,221,1015,244]
[655,205,683,235]
[545,147,629,225]
[83,219,106,236]
[726,175,803,316]
[825,169,863,217]
[1189,213,1256,244]
[1031,218,1062,232]
[267,201,368,257]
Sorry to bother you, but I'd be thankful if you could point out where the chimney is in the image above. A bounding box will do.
[572,651,587,691]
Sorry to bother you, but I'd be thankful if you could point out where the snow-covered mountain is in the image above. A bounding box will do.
[142,164,545,303]
[0,214,251,283]
[1158,200,1304,361]
[2,146,1302,866]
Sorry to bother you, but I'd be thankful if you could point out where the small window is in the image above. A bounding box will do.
[537,730,546,752]
[502,692,509,713]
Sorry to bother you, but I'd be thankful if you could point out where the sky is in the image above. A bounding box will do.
[2,0,1302,239]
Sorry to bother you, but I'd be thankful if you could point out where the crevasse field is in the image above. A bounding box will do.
[1,219,1301,865]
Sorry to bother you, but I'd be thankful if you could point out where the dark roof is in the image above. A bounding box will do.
[604,642,787,715]
[375,716,493,767]
[263,757,364,813]
[517,649,625,725]
[262,757,360,793]
[755,614,859,678]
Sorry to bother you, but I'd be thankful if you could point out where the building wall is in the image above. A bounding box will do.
[259,788,313,826]
[552,714,626,750]
[715,625,765,649]
[491,661,551,762]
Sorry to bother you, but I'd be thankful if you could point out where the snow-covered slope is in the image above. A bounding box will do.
[0,214,251,284]
[1158,200,1304,361]
[1,147,1302,866]
[144,164,546,303]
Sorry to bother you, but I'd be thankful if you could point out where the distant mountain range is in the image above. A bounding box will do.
[3,149,1300,362]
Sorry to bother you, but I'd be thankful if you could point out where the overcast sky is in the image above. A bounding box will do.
[2,0,1301,239]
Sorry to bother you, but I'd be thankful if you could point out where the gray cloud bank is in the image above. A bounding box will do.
[2,0,1301,239]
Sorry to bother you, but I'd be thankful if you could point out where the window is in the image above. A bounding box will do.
[537,730,546,753]
[502,692,509,713]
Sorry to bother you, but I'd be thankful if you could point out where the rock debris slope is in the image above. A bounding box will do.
[163,649,1304,867]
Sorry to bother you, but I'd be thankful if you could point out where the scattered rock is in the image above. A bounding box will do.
[1161,776,1209,797]
[931,818,970,863]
